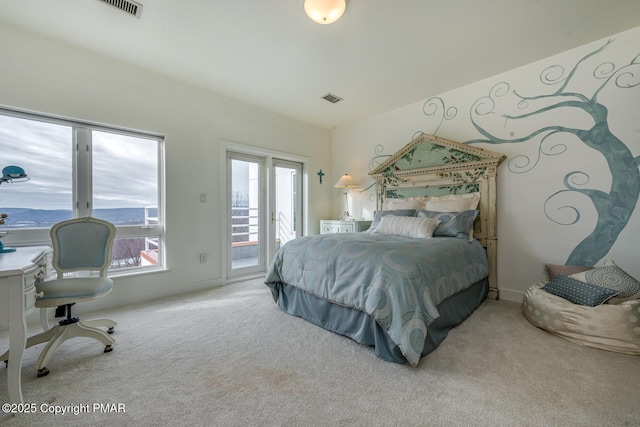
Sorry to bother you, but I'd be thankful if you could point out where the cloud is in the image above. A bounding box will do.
[0,115,160,210]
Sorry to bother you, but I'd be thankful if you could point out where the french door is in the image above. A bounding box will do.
[227,152,303,278]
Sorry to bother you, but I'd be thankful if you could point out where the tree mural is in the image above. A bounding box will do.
[460,40,640,266]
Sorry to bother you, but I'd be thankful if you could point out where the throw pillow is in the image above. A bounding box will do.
[570,260,640,304]
[415,210,478,241]
[542,275,619,307]
[545,264,592,281]
[374,216,441,239]
[423,192,480,212]
[367,209,416,233]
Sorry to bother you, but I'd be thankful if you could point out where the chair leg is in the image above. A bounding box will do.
[0,326,59,363]
[81,318,117,333]
[34,327,69,376]
[75,320,116,347]
[35,321,116,376]
[25,326,60,349]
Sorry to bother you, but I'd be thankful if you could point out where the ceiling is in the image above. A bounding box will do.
[1,0,639,129]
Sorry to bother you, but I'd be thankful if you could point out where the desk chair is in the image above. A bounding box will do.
[18,217,116,377]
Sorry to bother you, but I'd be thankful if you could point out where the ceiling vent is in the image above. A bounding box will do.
[322,93,343,104]
[97,0,143,18]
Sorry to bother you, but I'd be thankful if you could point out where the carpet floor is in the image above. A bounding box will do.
[1,278,638,426]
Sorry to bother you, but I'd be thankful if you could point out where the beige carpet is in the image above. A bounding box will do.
[1,278,638,426]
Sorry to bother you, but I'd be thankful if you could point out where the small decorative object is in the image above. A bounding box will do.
[334,173,358,221]
[0,165,29,184]
[0,213,15,253]
[0,164,29,253]
[317,169,325,184]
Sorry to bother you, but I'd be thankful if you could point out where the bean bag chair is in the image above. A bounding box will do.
[522,282,640,355]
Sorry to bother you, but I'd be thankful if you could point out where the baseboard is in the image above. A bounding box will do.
[499,287,524,303]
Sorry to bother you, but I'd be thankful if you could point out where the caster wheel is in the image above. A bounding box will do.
[37,367,50,378]
[107,327,115,334]
[104,345,113,353]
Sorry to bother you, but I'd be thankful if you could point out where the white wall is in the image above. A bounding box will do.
[333,26,640,301]
[0,22,333,315]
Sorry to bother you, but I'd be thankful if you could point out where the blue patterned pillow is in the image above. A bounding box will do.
[542,275,619,306]
[367,209,416,232]
[415,210,478,241]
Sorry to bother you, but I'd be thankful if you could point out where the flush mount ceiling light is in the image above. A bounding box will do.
[304,0,347,25]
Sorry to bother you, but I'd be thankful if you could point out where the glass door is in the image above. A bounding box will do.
[228,153,265,275]
[271,159,303,261]
[227,151,304,278]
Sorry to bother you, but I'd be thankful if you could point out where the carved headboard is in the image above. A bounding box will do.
[369,133,506,299]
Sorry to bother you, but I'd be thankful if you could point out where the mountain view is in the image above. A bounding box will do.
[0,208,154,228]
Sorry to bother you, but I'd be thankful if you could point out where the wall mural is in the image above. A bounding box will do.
[418,39,640,267]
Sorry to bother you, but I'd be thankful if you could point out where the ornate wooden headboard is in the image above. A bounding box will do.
[369,133,506,299]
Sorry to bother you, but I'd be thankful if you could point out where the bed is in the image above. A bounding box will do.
[265,134,506,365]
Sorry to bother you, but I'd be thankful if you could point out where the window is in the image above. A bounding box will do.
[0,107,165,274]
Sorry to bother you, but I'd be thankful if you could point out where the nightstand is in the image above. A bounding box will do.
[320,220,372,234]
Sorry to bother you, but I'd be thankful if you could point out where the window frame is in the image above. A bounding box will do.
[0,105,166,276]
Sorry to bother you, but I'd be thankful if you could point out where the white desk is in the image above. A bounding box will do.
[0,246,51,405]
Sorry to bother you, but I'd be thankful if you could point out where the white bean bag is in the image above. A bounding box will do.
[522,282,640,355]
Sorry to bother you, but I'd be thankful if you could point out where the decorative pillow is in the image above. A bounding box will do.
[545,264,592,281]
[384,197,426,210]
[542,275,619,307]
[374,215,441,239]
[569,260,640,304]
[415,210,478,241]
[423,192,480,212]
[367,209,416,233]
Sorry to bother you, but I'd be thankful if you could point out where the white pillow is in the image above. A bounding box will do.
[424,192,480,212]
[384,197,426,210]
[374,215,441,239]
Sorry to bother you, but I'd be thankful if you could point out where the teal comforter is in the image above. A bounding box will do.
[265,232,489,366]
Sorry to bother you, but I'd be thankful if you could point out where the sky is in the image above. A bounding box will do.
[0,114,159,210]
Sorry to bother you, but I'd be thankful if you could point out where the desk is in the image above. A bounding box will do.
[0,246,51,405]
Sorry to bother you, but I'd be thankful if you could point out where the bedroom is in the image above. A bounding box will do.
[0,1,639,425]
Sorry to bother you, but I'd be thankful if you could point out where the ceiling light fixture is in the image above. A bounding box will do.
[304,0,347,25]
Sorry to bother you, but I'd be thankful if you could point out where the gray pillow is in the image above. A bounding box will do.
[542,275,619,306]
[545,264,592,281]
[416,210,478,241]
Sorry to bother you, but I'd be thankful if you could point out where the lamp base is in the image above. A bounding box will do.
[0,240,16,253]
[339,211,355,221]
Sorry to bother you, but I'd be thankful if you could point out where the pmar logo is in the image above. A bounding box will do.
[93,403,126,413]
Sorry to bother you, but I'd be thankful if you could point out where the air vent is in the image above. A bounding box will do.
[97,0,143,18]
[322,93,343,104]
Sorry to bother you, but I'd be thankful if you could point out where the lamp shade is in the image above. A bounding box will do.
[0,165,28,183]
[304,0,347,25]
[334,173,358,188]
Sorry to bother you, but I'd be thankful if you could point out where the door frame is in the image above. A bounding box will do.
[221,141,309,281]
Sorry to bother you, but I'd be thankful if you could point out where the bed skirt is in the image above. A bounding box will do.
[271,278,489,364]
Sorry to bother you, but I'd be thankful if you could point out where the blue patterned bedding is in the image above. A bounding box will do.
[265,232,489,366]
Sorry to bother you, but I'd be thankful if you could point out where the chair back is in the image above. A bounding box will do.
[50,217,116,278]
